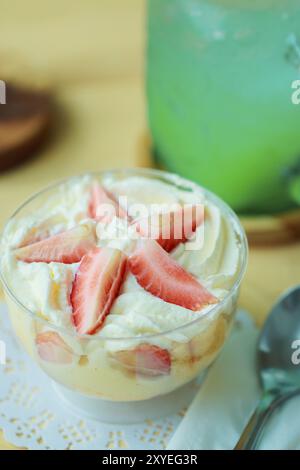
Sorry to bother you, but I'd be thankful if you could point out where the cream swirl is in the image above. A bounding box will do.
[1,174,242,343]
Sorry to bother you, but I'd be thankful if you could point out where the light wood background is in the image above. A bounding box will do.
[0,0,299,450]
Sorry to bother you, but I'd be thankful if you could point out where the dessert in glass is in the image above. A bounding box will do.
[0,169,247,421]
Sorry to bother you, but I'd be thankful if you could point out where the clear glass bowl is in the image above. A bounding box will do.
[0,169,248,414]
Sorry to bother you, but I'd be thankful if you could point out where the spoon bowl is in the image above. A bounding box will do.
[258,285,300,394]
[235,285,300,449]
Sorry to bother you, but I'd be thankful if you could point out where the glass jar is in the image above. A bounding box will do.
[147,0,300,213]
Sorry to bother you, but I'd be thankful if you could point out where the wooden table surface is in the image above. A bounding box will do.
[1,0,299,450]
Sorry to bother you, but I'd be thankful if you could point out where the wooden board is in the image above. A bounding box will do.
[0,83,52,171]
[241,211,300,245]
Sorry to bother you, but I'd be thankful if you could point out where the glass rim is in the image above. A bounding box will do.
[0,167,248,342]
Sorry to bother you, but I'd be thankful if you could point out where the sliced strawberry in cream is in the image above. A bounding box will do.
[114,344,171,377]
[71,247,127,335]
[134,204,204,252]
[14,224,96,264]
[88,182,128,223]
[36,331,74,364]
[129,239,217,311]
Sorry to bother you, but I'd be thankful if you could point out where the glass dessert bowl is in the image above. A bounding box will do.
[0,169,247,420]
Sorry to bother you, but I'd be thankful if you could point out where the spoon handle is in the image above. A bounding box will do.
[234,388,300,450]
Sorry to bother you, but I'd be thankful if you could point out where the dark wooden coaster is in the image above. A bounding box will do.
[0,82,52,171]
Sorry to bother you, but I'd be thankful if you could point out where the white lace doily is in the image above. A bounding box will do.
[0,302,201,450]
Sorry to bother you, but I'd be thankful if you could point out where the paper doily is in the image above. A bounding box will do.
[0,302,200,450]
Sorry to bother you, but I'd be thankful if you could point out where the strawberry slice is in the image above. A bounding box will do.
[71,247,127,335]
[14,224,96,264]
[129,239,217,311]
[134,204,204,252]
[88,182,128,222]
[36,331,74,364]
[114,344,171,377]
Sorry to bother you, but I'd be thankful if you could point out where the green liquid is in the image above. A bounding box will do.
[147,0,300,213]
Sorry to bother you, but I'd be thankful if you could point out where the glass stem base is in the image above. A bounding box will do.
[52,379,199,424]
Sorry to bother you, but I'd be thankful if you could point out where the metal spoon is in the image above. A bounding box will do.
[235,285,300,450]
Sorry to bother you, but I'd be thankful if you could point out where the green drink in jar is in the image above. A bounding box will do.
[146,0,300,213]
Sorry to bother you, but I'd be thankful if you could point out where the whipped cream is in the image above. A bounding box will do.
[1,174,242,344]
